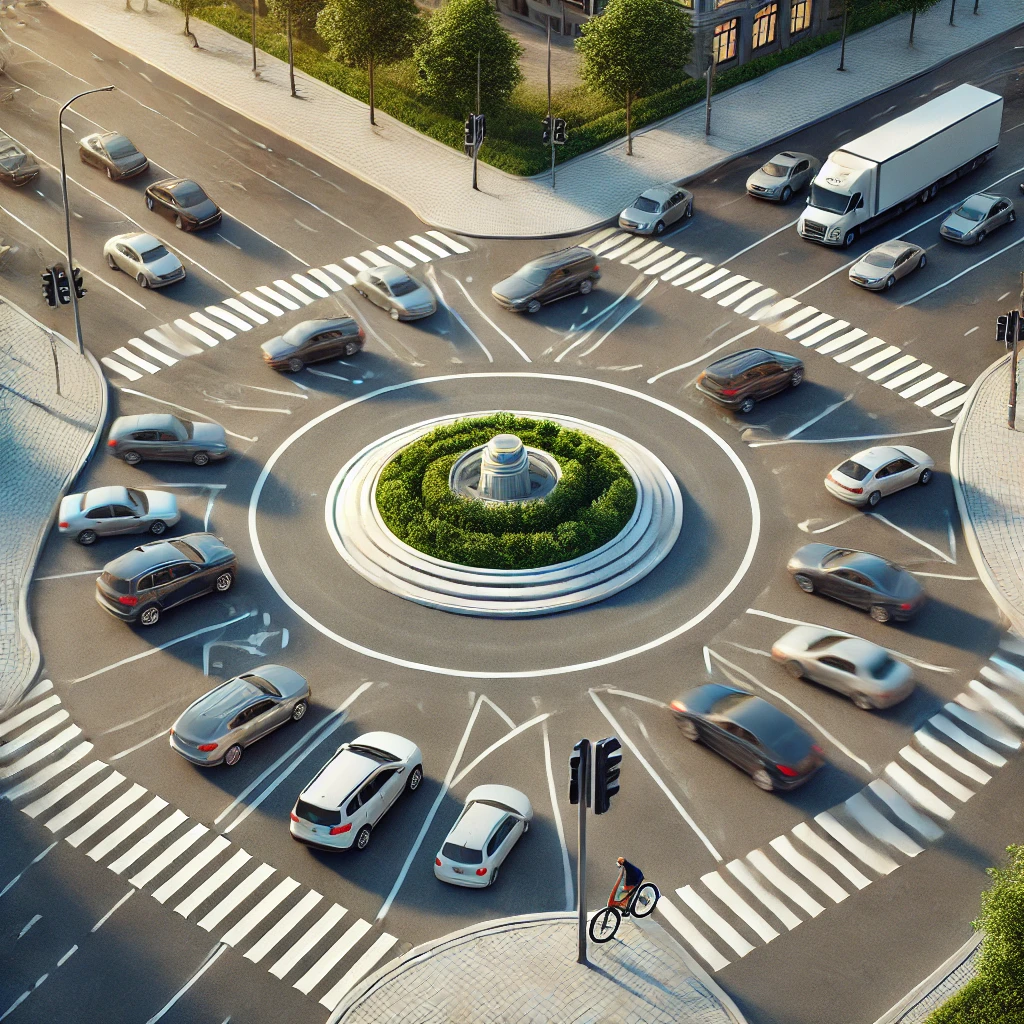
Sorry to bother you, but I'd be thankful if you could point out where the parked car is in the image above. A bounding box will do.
[618,184,693,235]
[825,446,934,507]
[940,192,1015,245]
[0,132,39,186]
[787,544,925,623]
[78,131,149,180]
[771,626,915,709]
[169,665,310,767]
[848,240,926,291]
[107,413,228,466]
[434,785,532,888]
[696,348,804,414]
[103,232,185,289]
[354,266,436,320]
[491,247,600,314]
[746,151,819,203]
[670,683,824,791]
[58,485,180,545]
[290,732,423,851]
[95,532,236,627]
[261,317,364,372]
[145,177,222,231]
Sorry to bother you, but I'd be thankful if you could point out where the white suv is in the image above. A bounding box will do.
[290,731,423,851]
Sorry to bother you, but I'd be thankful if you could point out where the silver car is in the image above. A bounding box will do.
[170,665,311,767]
[618,184,693,235]
[825,445,934,507]
[103,232,185,289]
[940,192,1015,245]
[354,265,436,320]
[746,151,820,203]
[848,240,926,291]
[58,485,180,545]
[107,413,228,466]
[771,626,915,709]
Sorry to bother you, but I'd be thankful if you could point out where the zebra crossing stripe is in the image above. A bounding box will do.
[883,762,955,821]
[45,771,125,834]
[813,811,898,875]
[324,264,357,287]
[944,702,1020,749]
[246,890,323,963]
[645,250,688,276]
[222,877,301,948]
[772,306,819,333]
[674,262,716,287]
[851,345,901,373]
[916,380,964,407]
[376,245,416,269]
[199,862,276,932]
[866,780,943,842]
[631,245,674,269]
[933,392,970,416]
[242,290,285,316]
[175,848,251,919]
[0,725,80,782]
[622,240,663,265]
[868,353,915,380]
[113,347,159,374]
[900,745,974,800]
[929,714,1006,765]
[395,240,431,263]
[884,362,932,390]
[582,227,617,248]
[718,281,764,308]
[817,328,866,355]
[426,230,469,253]
[293,273,330,298]
[791,822,871,890]
[3,741,93,802]
[0,711,70,760]
[686,268,731,293]
[319,933,398,1010]
[175,319,220,347]
[834,337,884,364]
[108,809,189,874]
[787,313,834,340]
[274,279,314,305]
[87,795,168,862]
[146,327,203,355]
[590,232,629,255]
[307,269,343,292]
[844,792,924,857]
[900,371,947,399]
[343,256,369,273]
[656,897,731,971]
[725,859,801,930]
[101,358,142,381]
[0,696,61,739]
[661,256,702,281]
[913,730,990,784]
[969,680,1024,728]
[270,903,346,979]
[258,285,299,310]
[296,918,371,995]
[190,312,235,339]
[411,234,451,258]
[151,835,230,903]
[23,761,106,819]
[768,835,848,903]
[358,250,391,268]
[131,822,210,889]
[798,320,848,348]
[700,872,779,943]
[752,296,801,323]
[223,297,269,324]
[602,237,646,262]
[701,273,748,299]
[205,306,252,332]
[66,783,145,849]
[129,339,177,366]
[746,849,824,917]
[677,885,754,957]
[734,287,778,315]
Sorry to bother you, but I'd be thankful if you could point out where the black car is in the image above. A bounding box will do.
[0,132,39,186]
[696,348,804,414]
[261,317,364,372]
[96,533,237,627]
[787,544,925,623]
[145,177,222,231]
[78,132,149,180]
[491,246,600,314]
[671,683,824,792]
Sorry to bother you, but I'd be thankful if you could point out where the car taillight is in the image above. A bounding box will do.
[197,743,218,752]
[290,812,300,823]
[593,265,599,271]
[720,388,739,396]
[107,439,118,447]
[812,745,824,755]
[849,487,863,494]
[776,764,799,777]
[475,868,488,876]
[827,475,863,494]
[670,700,687,713]
[118,595,138,606]
[900,602,912,611]
[58,521,69,529]
[329,823,352,836]
[435,858,442,866]
[358,328,365,339]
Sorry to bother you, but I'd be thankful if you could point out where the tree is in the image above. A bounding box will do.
[266,0,326,96]
[167,0,216,46]
[889,0,941,45]
[576,0,693,156]
[415,0,523,114]
[318,0,422,126]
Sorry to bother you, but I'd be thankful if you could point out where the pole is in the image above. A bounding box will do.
[973,0,978,13]
[49,333,62,399]
[547,18,556,188]
[949,0,956,25]
[838,0,849,70]
[704,53,713,136]
[472,51,481,192]
[1011,273,1023,430]
[576,738,590,965]
[59,86,114,357]
[252,0,257,74]
[287,2,296,97]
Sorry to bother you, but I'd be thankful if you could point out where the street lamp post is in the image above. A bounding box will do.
[252,0,258,74]
[58,85,114,357]
[838,0,849,71]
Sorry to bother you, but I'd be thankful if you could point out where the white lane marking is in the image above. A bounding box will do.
[899,235,1024,307]
[426,230,470,253]
[217,233,241,250]
[718,281,764,308]
[770,305,818,333]
[0,992,31,1020]
[900,371,947,399]
[701,273,748,299]
[246,890,323,964]
[411,234,450,258]
[448,276,529,361]
[914,730,990,784]
[543,721,575,913]
[603,236,647,261]
[899,746,973,801]
[22,762,106,819]
[359,250,391,268]
[110,728,172,762]
[868,513,955,564]
[307,268,343,293]
[751,296,800,323]
[677,885,754,956]
[425,266,492,364]
[113,347,159,374]
[450,713,550,787]
[968,680,1024,728]
[747,849,824,917]
[0,711,70,760]
[868,354,916,381]
[867,779,943,841]
[296,918,371,994]
[66,784,145,848]
[722,218,801,264]
[797,320,849,348]
[916,380,965,407]
[33,570,102,581]
[87,796,168,862]
[4,742,94,802]
[146,327,203,356]
[817,328,867,355]
[725,859,801,930]
[882,363,930,390]
[129,339,177,366]
[792,822,871,889]
[274,279,314,305]
[769,835,848,903]
[644,251,689,276]
[0,843,58,900]
[582,227,617,248]
[198,862,275,932]
[686,268,731,293]
[576,280,659,359]
[241,290,285,315]
[930,715,1006,766]
[108,810,189,874]
[656,897,731,971]
[91,890,134,933]
[479,696,515,730]
[376,245,416,268]
[733,286,778,315]
[143,943,228,1024]
[784,395,852,440]
[218,204,310,266]
[844,792,924,856]
[56,945,78,967]
[324,263,358,286]
[174,318,219,347]
[851,345,901,373]
[131,823,210,890]
[834,338,884,364]
[258,285,299,310]
[0,696,61,739]
[813,811,898,875]
[205,306,252,332]
[319,932,398,1010]
[18,914,42,939]
[151,837,231,904]
[631,244,674,269]
[884,763,954,820]
[221,877,300,948]
[45,771,124,833]
[965,326,980,336]
[672,261,715,286]
[101,357,142,381]
[395,240,431,263]
[175,849,251,919]
[270,903,346,978]
[701,872,778,943]
[944,702,1020,749]
[293,273,329,298]
[190,313,235,340]
[590,232,629,255]
[647,326,760,383]
[798,512,861,534]
[605,688,670,708]
[557,280,644,359]
[750,424,954,449]
[787,312,834,340]
[933,392,970,416]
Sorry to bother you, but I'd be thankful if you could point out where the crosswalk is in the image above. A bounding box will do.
[0,681,407,1012]
[650,639,1024,972]
[99,231,470,382]
[582,228,971,420]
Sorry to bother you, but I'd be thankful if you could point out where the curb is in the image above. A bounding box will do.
[949,352,1024,638]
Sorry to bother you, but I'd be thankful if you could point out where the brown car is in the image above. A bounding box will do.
[78,132,149,180]
[261,317,364,372]
[696,348,804,414]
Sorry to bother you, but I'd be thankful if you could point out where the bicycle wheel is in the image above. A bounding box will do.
[589,906,621,944]
[631,882,660,918]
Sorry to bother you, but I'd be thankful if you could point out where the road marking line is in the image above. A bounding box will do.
[868,354,915,380]
[448,276,527,362]
[395,240,432,263]
[132,823,211,890]
[143,943,227,1024]
[0,725,82,782]
[173,319,220,347]
[3,742,93,802]
[190,312,235,340]
[914,730,990,783]
[246,890,323,963]
[411,234,451,258]
[656,897,731,971]
[151,836,230,904]
[357,249,390,268]
[222,877,300,948]
[222,297,268,323]
[673,262,716,286]
[324,264,358,286]
[0,843,58,900]
[426,230,470,253]
[791,822,871,889]
[589,232,629,255]
[677,885,754,956]
[813,811,898,874]
[621,240,662,265]
[582,227,617,248]
[751,296,800,322]
[868,512,955,563]
[129,339,177,366]
[293,273,329,298]
[844,792,924,856]
[769,305,818,333]
[145,327,203,356]
[6,680,53,711]
[375,245,416,268]
[722,217,801,264]
[175,849,251,919]
[22,761,106,819]
[867,780,943,841]
[798,320,849,348]
[700,872,778,943]
[319,932,398,1009]
[258,285,299,310]
[900,746,973,800]
[660,256,702,281]
[724,860,801,929]
[45,771,124,833]
[701,273,748,299]
[109,809,189,874]
[884,763,954,820]
[900,371,947,399]
[733,286,778,314]
[786,312,833,340]
[303,270,341,296]
[769,835,848,903]
[834,337,884,363]
[851,345,901,373]
[816,328,866,355]
[929,714,1006,765]
[883,362,930,389]
[296,918,371,995]
[86,796,167,862]
[785,395,852,439]
[101,357,142,380]
[603,236,647,261]
[204,306,252,332]
[932,392,970,416]
[717,281,764,308]
[241,290,285,316]
[451,713,550,787]
[543,721,574,913]
[916,379,965,407]
[746,849,824,917]
[968,680,1024,727]
[644,250,688,275]
[0,696,61,739]
[199,862,275,932]
[112,346,159,373]
[686,268,731,292]
[91,890,134,932]
[899,235,1024,307]
[944,702,1020,749]
[56,945,78,967]
[274,279,314,305]
[270,903,346,979]
[631,244,674,269]
[66,783,145,848]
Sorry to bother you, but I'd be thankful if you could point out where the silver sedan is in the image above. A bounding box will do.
[825,445,934,507]
[103,232,185,289]
[354,265,436,320]
[771,626,915,709]
[746,151,819,203]
[170,665,311,767]
[940,192,1016,245]
[618,184,693,235]
[848,240,926,291]
[58,485,180,545]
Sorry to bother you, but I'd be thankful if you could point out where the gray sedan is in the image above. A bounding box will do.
[354,265,436,320]
[78,132,149,180]
[746,151,819,203]
[103,232,185,289]
[618,184,693,235]
[848,240,926,291]
[58,485,180,545]
[771,626,915,709]
[170,665,311,767]
[107,413,228,466]
[940,192,1015,245]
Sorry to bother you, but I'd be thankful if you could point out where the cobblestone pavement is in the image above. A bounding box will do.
[0,298,106,710]
[46,0,1024,238]
[332,913,747,1024]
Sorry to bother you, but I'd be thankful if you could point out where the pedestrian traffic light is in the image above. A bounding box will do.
[1007,310,1021,351]
[53,262,71,305]
[998,314,1009,345]
[569,738,589,806]
[541,116,552,146]
[475,113,486,144]
[72,266,86,299]
[593,736,621,815]
[553,118,567,145]
[41,266,57,308]
[464,115,476,156]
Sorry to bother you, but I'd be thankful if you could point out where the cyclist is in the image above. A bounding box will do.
[609,856,644,909]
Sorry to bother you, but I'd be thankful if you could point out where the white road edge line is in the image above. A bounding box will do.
[543,720,575,912]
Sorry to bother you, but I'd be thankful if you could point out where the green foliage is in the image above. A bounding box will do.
[374,414,637,569]
[265,0,326,33]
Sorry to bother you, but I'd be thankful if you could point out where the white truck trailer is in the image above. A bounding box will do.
[798,84,1003,248]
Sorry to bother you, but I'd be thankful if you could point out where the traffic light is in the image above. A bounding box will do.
[593,736,622,815]
[72,266,86,299]
[53,263,71,305]
[41,266,57,308]
[541,116,552,146]
[464,116,476,156]
[1007,310,1021,351]
[569,739,589,806]
[553,118,567,145]
[475,113,486,145]
[998,314,1009,345]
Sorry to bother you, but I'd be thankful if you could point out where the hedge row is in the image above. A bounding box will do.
[375,414,637,569]
[925,975,1024,1024]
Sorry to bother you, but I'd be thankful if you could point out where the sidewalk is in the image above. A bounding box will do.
[952,354,1024,638]
[46,0,1024,238]
[0,298,107,711]
[329,911,748,1024]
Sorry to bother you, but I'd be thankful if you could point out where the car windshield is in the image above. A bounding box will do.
[710,692,754,715]
[810,184,852,215]
[139,244,171,264]
[127,488,149,513]
[240,673,282,697]
[862,251,897,268]
[0,145,26,169]
[169,181,208,207]
[170,539,205,563]
[806,635,844,652]
[100,571,129,594]
[442,842,483,865]
[761,162,788,177]
[836,460,870,481]
[295,800,341,827]
[955,198,990,222]
[105,135,138,159]
[178,418,194,438]
[822,548,855,567]
[868,651,898,678]
[347,744,399,764]
[769,725,809,764]
[633,196,660,213]
[389,278,419,297]
[517,265,549,286]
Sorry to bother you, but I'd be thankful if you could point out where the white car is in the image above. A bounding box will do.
[434,785,532,888]
[824,446,934,507]
[103,232,185,289]
[290,731,422,851]
[58,485,180,544]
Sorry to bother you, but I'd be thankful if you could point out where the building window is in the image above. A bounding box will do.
[751,3,777,49]
[714,0,741,6]
[713,18,738,62]
[790,0,812,33]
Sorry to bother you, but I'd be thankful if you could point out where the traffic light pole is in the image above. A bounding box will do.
[472,52,481,192]
[1011,273,1024,430]
[576,738,590,966]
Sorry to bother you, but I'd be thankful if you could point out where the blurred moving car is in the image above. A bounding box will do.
[434,785,532,888]
[787,544,925,623]
[825,446,934,507]
[261,317,364,372]
[145,177,222,231]
[0,132,39,186]
[771,626,915,709]
[103,232,185,289]
[848,240,926,291]
[745,151,819,203]
[107,413,228,466]
[58,485,180,545]
[940,192,1015,245]
[78,131,149,180]
[95,532,236,627]
[671,683,824,791]
[618,184,693,235]
[290,732,423,851]
[491,247,599,313]
[354,266,436,320]
[696,348,804,414]
[170,665,311,767]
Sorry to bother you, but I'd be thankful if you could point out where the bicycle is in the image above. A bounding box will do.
[588,879,660,943]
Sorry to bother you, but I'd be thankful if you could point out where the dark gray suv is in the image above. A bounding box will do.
[491,247,600,314]
[107,413,228,466]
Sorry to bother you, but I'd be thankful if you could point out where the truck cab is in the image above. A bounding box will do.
[798,153,875,248]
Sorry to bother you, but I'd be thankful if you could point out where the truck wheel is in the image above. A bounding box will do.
[842,229,857,248]
[919,188,932,204]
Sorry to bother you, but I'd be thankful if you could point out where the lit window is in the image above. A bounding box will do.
[713,18,738,62]
[790,0,812,33]
[751,3,777,48]
[715,0,741,6]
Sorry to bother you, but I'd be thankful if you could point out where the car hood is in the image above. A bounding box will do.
[191,422,227,446]
[59,494,81,521]
[942,213,977,234]
[185,198,219,221]
[492,275,538,302]
[619,205,655,223]
[788,543,836,571]
[182,533,234,563]
[116,154,148,171]
[261,335,295,358]
[850,258,891,279]
[146,253,184,277]
[747,170,786,190]
[395,284,436,311]
[143,490,178,517]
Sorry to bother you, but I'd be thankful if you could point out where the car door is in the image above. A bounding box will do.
[760,361,788,397]
[365,276,388,310]
[168,561,206,604]
[312,329,346,362]
[989,199,1009,231]
[356,772,389,825]
[821,567,858,602]
[113,243,135,274]
[815,655,857,695]
[242,698,282,743]
[84,504,114,535]
[832,568,875,609]
[131,429,160,458]
[701,718,738,759]
[877,458,914,495]
[108,502,141,535]
[143,566,175,609]
[374,765,406,813]
[486,814,520,870]
[662,195,679,226]
[82,138,102,168]
[719,723,760,773]
[151,188,175,221]
[793,160,810,191]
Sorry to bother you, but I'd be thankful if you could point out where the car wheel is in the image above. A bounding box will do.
[407,764,423,792]
[175,215,184,230]
[579,279,593,295]
[867,490,881,507]
[919,468,933,485]
[752,769,775,792]
[977,230,986,244]
[739,396,756,414]
[149,520,167,536]
[781,185,792,203]
[522,820,529,834]
[843,229,858,248]
[287,357,304,373]
[785,660,804,679]
[355,824,372,851]
[790,369,803,387]
[139,604,160,627]
[919,253,927,268]
[919,188,932,204]
[106,253,119,270]
[192,451,210,467]
[1010,211,1017,223]
[224,744,242,766]
[122,450,142,466]
[77,529,98,546]
[678,719,699,741]
[343,341,359,356]
[291,700,308,722]
[489,866,499,887]
[685,201,693,218]
[654,220,665,235]
[869,604,891,624]
[794,574,814,594]
[885,276,895,290]
[215,571,233,593]
[389,308,400,320]
[146,195,154,210]
[526,299,542,314]
[137,273,150,289]
[852,694,875,710]
[106,166,114,180]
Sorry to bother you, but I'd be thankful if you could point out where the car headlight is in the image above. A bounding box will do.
[827,227,842,241]
[635,222,649,230]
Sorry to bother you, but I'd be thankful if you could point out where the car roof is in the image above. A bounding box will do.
[822,637,883,663]
[526,246,595,270]
[104,540,185,577]
[844,446,903,471]
[638,186,675,203]
[867,240,914,258]
[376,265,413,283]
[112,413,180,433]
[465,785,532,819]
[707,347,778,374]
[830,549,890,575]
[190,676,265,721]
[302,748,382,807]
[723,694,802,740]
[85,485,132,506]
[282,317,358,343]
[117,233,162,251]
[770,151,801,165]
[446,801,507,851]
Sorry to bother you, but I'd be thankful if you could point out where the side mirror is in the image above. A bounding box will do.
[857,198,864,210]
[805,197,811,205]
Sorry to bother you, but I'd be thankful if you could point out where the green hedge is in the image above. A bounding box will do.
[375,413,637,569]
[925,975,1024,1024]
